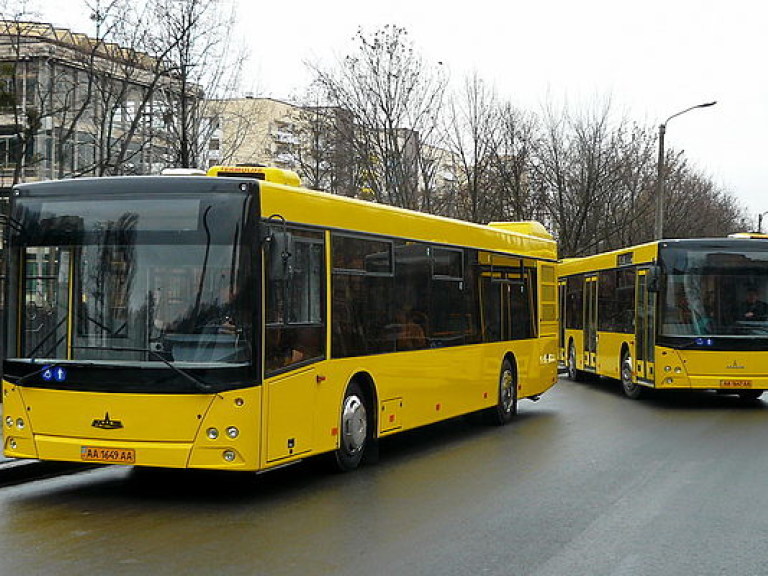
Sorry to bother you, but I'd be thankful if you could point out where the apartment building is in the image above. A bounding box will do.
[0,20,188,187]
[207,96,459,204]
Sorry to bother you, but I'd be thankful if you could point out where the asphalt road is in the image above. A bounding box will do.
[1,376,768,575]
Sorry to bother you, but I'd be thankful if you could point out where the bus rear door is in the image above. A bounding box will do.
[584,275,598,371]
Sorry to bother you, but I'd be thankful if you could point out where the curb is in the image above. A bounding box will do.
[0,458,93,487]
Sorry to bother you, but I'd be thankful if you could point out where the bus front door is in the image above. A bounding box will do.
[584,275,598,372]
[635,269,656,383]
[265,366,317,463]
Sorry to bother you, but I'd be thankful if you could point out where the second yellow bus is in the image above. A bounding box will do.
[559,237,768,399]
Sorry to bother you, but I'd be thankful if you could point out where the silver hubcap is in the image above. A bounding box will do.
[500,369,514,414]
[622,356,634,390]
[341,394,367,454]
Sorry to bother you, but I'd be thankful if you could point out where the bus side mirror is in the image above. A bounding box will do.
[266,229,294,281]
[647,265,661,293]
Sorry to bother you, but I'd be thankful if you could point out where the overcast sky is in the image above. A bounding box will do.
[38,0,767,222]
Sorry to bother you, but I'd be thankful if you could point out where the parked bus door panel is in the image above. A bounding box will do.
[265,366,317,462]
[584,275,598,371]
[635,269,656,383]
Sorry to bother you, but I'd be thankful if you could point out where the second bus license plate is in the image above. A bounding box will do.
[720,380,753,388]
[81,446,136,464]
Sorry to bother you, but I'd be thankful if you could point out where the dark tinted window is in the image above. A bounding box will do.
[565,275,584,330]
[480,254,537,341]
[265,228,325,374]
[597,268,635,333]
[430,248,479,347]
[331,237,481,358]
[332,235,392,274]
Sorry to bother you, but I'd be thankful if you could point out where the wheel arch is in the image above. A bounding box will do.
[346,370,379,437]
[503,351,518,377]
[620,341,631,369]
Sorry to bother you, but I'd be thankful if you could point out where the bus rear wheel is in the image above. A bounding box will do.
[332,381,369,472]
[485,359,518,425]
[620,351,644,399]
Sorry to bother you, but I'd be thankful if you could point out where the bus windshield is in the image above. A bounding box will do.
[11,188,255,371]
[660,245,768,338]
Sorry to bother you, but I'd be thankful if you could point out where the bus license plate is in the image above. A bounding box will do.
[720,380,752,388]
[81,446,136,464]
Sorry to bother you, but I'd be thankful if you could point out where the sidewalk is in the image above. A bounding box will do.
[0,403,90,486]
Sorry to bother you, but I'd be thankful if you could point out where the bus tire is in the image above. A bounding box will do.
[620,350,644,399]
[332,381,369,472]
[485,358,518,425]
[738,390,764,401]
[567,341,584,382]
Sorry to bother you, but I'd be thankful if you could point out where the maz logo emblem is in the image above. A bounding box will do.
[726,361,745,370]
[91,412,123,430]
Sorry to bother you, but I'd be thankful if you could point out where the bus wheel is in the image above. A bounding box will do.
[485,359,517,425]
[567,342,583,381]
[620,351,643,399]
[738,390,764,401]
[333,381,368,472]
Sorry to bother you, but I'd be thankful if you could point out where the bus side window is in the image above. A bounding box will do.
[265,229,325,373]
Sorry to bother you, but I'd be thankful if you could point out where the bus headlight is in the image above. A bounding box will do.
[674,367,682,374]
[15,418,24,430]
[5,416,13,428]
[9,438,17,450]
[226,426,239,439]
[206,427,219,440]
[223,450,236,462]
[664,366,671,372]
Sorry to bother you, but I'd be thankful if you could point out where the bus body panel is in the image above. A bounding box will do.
[3,383,264,470]
[9,388,213,442]
[259,183,556,263]
[259,338,557,469]
[3,342,557,472]
[594,331,631,380]
[656,347,768,390]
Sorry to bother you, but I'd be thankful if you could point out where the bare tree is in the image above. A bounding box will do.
[532,98,661,256]
[662,155,747,239]
[490,103,541,221]
[148,0,246,169]
[311,25,447,209]
[444,72,498,222]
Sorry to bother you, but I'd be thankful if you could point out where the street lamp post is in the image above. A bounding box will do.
[654,101,717,240]
[758,211,768,234]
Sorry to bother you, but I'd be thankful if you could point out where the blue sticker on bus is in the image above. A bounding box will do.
[41,366,66,382]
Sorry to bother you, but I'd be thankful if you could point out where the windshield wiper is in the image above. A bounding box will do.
[72,345,215,393]
[26,316,67,359]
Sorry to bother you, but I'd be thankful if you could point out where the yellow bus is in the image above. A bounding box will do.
[559,237,768,400]
[3,166,558,472]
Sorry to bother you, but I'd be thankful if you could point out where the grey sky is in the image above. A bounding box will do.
[41,0,767,221]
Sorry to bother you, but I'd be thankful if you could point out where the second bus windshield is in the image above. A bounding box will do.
[660,246,768,338]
